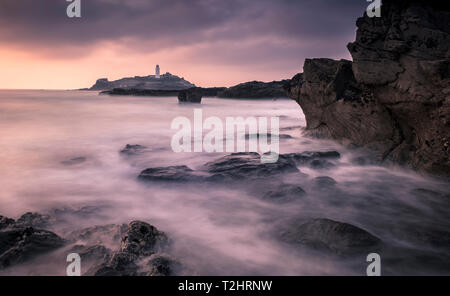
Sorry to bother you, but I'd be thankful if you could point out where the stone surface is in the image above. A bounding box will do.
[261,184,306,203]
[281,218,382,256]
[285,0,450,177]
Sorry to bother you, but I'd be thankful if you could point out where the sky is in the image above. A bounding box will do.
[0,0,367,89]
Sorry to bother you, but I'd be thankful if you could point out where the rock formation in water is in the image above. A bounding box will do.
[178,87,203,103]
[284,0,450,177]
[90,72,195,91]
[217,80,289,98]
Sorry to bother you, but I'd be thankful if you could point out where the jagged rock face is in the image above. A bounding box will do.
[286,0,450,177]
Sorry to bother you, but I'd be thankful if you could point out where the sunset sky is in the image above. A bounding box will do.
[0,0,367,89]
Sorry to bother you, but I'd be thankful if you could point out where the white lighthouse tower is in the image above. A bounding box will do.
[155,64,160,78]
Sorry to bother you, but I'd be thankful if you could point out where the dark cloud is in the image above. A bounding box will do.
[0,0,369,85]
[0,0,366,50]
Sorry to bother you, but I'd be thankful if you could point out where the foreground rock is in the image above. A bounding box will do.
[0,215,65,269]
[281,218,382,256]
[284,0,450,177]
[88,221,174,276]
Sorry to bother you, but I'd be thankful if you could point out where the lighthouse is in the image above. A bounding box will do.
[155,64,160,79]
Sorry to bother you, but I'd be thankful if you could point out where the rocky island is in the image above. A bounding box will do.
[89,72,195,91]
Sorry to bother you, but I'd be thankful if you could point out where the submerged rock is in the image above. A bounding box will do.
[61,157,87,166]
[261,184,307,203]
[204,152,299,181]
[313,176,337,188]
[120,144,148,156]
[281,218,382,256]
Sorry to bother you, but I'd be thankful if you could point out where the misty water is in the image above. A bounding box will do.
[0,90,449,275]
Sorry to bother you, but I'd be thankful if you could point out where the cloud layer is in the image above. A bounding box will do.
[0,0,367,88]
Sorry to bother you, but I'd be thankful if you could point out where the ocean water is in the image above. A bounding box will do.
[0,90,449,275]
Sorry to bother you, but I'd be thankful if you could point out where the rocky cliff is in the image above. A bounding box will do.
[285,0,450,177]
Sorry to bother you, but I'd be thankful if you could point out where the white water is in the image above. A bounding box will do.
[0,90,449,275]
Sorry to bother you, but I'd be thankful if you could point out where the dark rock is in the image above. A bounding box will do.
[138,165,204,183]
[120,221,169,256]
[313,176,337,188]
[88,221,172,276]
[284,151,340,165]
[309,159,335,170]
[204,152,299,181]
[285,0,450,177]
[0,226,65,269]
[261,184,306,203]
[145,254,182,276]
[178,87,203,103]
[217,80,289,99]
[16,212,52,229]
[120,144,148,156]
[245,133,293,140]
[281,218,382,256]
[0,216,15,230]
[61,157,86,166]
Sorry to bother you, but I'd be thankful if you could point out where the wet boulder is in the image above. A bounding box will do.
[91,251,140,276]
[69,244,111,262]
[281,218,382,256]
[313,176,337,188]
[284,151,340,166]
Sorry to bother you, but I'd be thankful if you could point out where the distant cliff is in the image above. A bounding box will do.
[89,72,195,91]
[285,0,450,177]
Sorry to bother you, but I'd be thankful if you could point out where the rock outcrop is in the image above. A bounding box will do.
[285,0,450,177]
[218,80,289,99]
